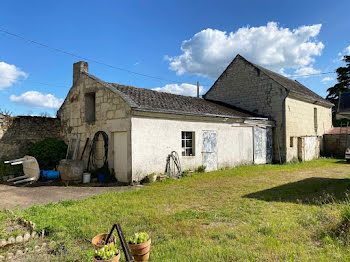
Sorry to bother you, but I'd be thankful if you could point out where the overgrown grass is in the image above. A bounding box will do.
[13,159,350,261]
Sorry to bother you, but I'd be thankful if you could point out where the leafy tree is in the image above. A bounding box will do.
[326,55,350,126]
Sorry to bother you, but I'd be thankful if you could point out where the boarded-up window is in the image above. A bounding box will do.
[85,92,96,122]
[314,108,318,132]
[182,131,195,156]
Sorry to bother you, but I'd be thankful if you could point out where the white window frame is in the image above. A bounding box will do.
[181,131,195,156]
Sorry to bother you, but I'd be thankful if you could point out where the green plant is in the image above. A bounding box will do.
[196,165,206,173]
[288,157,300,164]
[28,138,67,170]
[95,243,119,260]
[0,156,23,179]
[129,232,149,244]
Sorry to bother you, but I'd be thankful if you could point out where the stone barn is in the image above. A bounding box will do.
[204,55,333,163]
[57,61,274,183]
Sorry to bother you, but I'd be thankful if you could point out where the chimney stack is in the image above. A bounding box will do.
[73,61,88,85]
[197,81,200,98]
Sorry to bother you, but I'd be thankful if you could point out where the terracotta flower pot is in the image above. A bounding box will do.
[128,238,151,261]
[92,233,116,249]
[93,252,121,262]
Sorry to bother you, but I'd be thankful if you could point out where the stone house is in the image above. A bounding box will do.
[57,61,274,183]
[204,55,333,162]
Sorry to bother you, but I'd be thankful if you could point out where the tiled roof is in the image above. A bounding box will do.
[325,127,350,135]
[84,72,265,119]
[252,61,332,106]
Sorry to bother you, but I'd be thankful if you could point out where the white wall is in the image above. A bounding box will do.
[131,117,254,181]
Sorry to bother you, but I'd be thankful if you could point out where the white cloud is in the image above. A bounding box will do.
[321,77,334,83]
[167,22,324,78]
[10,91,63,109]
[345,45,350,54]
[0,62,28,90]
[294,67,321,77]
[153,83,205,97]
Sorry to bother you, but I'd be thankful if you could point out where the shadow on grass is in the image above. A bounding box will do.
[333,160,350,165]
[244,177,350,205]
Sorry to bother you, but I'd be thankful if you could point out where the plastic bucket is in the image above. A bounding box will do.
[98,173,106,183]
[83,173,91,184]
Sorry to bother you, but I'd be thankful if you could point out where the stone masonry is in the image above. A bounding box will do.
[0,115,61,159]
[57,62,132,174]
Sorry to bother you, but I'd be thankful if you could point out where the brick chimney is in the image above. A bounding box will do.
[73,61,88,85]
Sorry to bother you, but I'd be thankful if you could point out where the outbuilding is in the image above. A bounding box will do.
[57,61,274,183]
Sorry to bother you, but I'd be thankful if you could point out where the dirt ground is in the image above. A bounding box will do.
[0,184,141,209]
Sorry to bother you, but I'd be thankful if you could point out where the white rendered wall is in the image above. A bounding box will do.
[131,117,254,181]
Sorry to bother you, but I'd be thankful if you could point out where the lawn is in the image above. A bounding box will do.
[14,159,350,261]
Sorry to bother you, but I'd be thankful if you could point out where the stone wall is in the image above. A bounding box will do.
[323,134,350,158]
[0,115,61,159]
[204,55,287,162]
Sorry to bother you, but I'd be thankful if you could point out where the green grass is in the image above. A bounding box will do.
[13,159,350,261]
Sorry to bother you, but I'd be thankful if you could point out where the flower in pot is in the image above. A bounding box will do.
[94,243,120,262]
[128,232,151,261]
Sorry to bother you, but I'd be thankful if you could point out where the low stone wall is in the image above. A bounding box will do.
[0,115,61,159]
[323,134,350,158]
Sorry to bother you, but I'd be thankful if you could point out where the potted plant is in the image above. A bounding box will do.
[92,233,116,249]
[128,232,151,261]
[94,243,120,262]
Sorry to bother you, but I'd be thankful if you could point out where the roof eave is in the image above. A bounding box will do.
[287,91,334,108]
[132,107,272,122]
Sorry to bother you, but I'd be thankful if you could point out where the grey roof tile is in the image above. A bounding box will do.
[83,72,264,119]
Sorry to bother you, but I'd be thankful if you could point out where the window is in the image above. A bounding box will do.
[182,131,195,156]
[290,137,294,147]
[314,108,318,132]
[85,92,96,122]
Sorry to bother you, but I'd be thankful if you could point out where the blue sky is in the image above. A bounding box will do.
[0,0,349,116]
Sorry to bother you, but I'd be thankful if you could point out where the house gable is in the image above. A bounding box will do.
[204,54,288,119]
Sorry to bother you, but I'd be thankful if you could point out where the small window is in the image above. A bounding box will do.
[182,131,195,156]
[314,108,318,132]
[85,92,96,122]
[290,137,294,147]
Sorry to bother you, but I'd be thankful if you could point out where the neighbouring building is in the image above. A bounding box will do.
[57,61,274,183]
[204,55,333,162]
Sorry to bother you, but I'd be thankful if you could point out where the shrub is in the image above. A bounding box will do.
[28,138,67,170]
[196,165,206,173]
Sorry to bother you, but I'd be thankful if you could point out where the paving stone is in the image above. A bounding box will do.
[15,235,23,243]
[7,237,15,244]
[23,232,31,242]
[15,250,23,256]
[34,245,41,252]
[6,253,14,259]
[0,239,6,247]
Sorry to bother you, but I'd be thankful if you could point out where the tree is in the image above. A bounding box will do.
[326,55,350,126]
